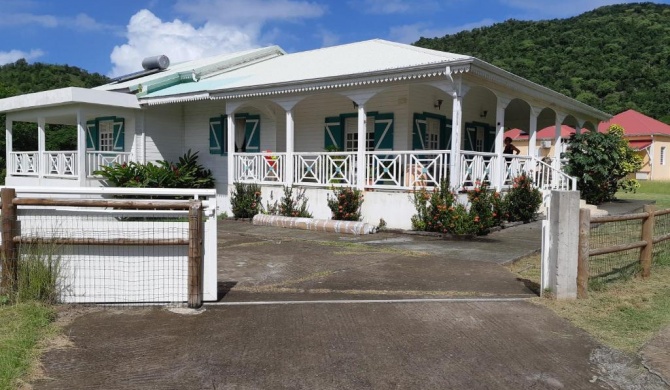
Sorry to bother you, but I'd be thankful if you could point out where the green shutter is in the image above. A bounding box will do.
[112,118,125,152]
[412,113,427,150]
[485,125,497,152]
[209,116,225,155]
[374,113,394,151]
[244,115,260,152]
[440,118,452,150]
[324,116,343,150]
[86,119,99,151]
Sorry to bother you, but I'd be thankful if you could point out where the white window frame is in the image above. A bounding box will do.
[425,117,440,150]
[661,146,666,166]
[98,120,114,152]
[344,116,374,152]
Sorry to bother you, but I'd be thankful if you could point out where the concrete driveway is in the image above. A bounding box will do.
[31,219,668,390]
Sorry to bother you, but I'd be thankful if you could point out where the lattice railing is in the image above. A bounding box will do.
[234,153,285,184]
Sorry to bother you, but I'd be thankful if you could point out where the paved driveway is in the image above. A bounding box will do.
[31,220,668,390]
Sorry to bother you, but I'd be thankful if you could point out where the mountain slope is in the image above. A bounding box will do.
[414,2,670,123]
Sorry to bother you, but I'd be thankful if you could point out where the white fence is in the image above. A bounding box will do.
[1,187,217,305]
[9,151,133,178]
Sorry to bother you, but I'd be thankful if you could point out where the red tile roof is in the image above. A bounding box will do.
[506,110,670,141]
[628,140,652,150]
[598,109,670,136]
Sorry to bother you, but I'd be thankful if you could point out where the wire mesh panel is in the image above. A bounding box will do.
[16,207,191,304]
[588,218,642,281]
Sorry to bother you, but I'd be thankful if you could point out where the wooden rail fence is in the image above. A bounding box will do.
[0,187,205,308]
[577,204,670,298]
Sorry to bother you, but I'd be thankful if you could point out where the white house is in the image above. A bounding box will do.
[0,39,609,229]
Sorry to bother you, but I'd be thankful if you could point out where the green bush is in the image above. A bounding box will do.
[563,124,642,204]
[230,182,262,219]
[327,186,364,221]
[265,186,312,218]
[411,181,510,236]
[504,173,543,223]
[95,150,214,189]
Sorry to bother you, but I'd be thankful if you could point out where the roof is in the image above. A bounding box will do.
[505,125,582,140]
[0,87,140,114]
[629,140,652,150]
[598,109,670,136]
[138,39,472,100]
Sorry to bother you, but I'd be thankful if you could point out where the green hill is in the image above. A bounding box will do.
[414,2,670,123]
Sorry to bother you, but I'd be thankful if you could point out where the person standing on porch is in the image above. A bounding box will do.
[504,137,520,157]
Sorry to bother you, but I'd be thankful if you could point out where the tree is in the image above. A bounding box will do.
[562,124,642,204]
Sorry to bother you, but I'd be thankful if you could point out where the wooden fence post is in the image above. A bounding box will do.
[188,201,204,308]
[1,188,17,293]
[640,204,655,278]
[577,208,590,299]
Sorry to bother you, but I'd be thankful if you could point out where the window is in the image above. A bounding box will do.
[425,117,440,150]
[344,116,374,151]
[98,120,114,151]
[661,146,666,166]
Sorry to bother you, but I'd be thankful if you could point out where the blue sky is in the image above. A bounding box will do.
[0,0,665,77]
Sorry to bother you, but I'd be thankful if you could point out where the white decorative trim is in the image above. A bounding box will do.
[142,93,210,106]
[210,68,447,100]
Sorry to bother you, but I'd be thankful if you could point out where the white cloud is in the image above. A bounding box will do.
[0,13,58,28]
[500,0,639,18]
[389,18,496,43]
[109,10,258,77]
[351,0,441,14]
[0,49,45,65]
[174,0,326,25]
[0,11,118,33]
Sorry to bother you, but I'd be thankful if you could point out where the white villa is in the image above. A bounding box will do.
[0,39,609,229]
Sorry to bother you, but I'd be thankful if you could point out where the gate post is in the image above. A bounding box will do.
[577,208,590,299]
[640,204,655,278]
[545,190,580,299]
[188,201,203,308]
[1,188,17,293]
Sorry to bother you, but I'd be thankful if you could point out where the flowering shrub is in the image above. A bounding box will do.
[327,186,364,221]
[411,181,503,236]
[230,182,262,219]
[504,173,542,223]
[265,186,312,218]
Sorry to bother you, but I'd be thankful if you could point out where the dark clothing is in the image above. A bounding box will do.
[504,144,515,155]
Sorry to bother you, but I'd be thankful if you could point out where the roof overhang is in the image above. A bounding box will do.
[0,87,140,114]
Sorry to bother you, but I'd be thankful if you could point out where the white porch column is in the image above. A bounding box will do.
[449,93,463,190]
[553,113,565,171]
[226,113,236,186]
[285,109,294,186]
[37,117,46,178]
[494,97,510,190]
[528,108,539,159]
[76,110,87,185]
[5,117,12,177]
[356,104,366,190]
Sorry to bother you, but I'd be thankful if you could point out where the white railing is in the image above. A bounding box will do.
[293,152,357,186]
[10,152,39,176]
[365,151,450,189]
[87,151,132,176]
[529,157,577,191]
[503,154,533,186]
[460,151,497,188]
[45,151,78,178]
[234,152,286,184]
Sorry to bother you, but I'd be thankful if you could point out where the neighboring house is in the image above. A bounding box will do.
[506,109,670,180]
[0,39,609,229]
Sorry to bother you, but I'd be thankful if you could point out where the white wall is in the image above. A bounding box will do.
[143,104,186,162]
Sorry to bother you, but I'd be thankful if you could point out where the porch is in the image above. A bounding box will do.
[232,149,575,191]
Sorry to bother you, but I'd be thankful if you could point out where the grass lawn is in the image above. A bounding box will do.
[617,180,670,209]
[0,302,55,390]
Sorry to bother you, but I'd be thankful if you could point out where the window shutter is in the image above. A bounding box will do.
[112,118,125,152]
[412,113,427,150]
[374,113,394,151]
[464,124,476,151]
[324,116,343,150]
[486,125,497,152]
[440,117,452,150]
[244,115,260,152]
[209,116,225,155]
[86,119,99,151]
